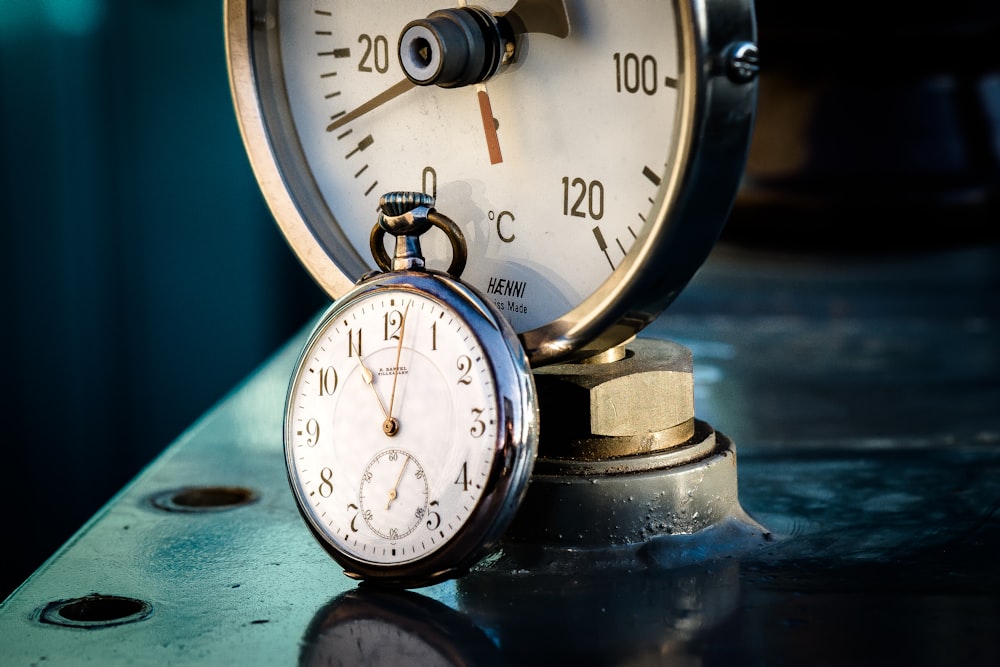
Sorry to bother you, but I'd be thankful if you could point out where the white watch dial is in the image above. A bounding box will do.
[285,289,500,567]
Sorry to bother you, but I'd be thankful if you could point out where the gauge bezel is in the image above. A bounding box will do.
[225,0,757,365]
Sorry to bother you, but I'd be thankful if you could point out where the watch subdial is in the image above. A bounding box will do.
[359,448,429,541]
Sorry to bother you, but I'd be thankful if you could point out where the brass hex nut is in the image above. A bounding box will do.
[532,337,695,459]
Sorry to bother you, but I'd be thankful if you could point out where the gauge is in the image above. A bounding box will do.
[226,0,757,364]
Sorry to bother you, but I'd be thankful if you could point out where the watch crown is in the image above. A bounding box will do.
[371,191,468,278]
[376,191,435,272]
[379,191,435,217]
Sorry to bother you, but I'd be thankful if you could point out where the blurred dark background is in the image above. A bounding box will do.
[1,0,326,600]
[2,0,998,602]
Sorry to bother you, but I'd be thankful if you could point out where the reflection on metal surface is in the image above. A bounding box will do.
[302,562,744,665]
[460,559,741,664]
[301,588,502,666]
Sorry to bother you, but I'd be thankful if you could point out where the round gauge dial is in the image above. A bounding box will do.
[227,0,757,364]
[284,270,537,586]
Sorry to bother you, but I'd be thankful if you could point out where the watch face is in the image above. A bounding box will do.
[228,0,757,363]
[284,275,537,586]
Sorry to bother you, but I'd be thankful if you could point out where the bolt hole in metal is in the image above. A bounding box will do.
[150,485,259,512]
[34,487,256,629]
[38,594,152,629]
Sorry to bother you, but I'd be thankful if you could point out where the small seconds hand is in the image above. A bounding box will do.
[385,454,411,510]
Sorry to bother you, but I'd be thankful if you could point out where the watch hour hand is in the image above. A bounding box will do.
[352,344,398,436]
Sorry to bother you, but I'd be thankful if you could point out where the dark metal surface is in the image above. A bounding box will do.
[1,242,997,665]
[728,1,1000,252]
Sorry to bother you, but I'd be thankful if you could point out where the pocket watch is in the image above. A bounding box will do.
[284,192,538,588]
[226,0,758,365]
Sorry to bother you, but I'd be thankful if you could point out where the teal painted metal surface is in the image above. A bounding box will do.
[0,336,358,665]
[2,245,999,665]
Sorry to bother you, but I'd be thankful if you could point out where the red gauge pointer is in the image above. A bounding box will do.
[476,85,503,164]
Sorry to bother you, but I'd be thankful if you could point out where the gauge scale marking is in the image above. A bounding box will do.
[227,0,758,364]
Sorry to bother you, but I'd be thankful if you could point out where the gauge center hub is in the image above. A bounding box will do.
[399,7,509,88]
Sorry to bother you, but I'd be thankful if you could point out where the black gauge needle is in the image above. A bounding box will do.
[327,78,415,133]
